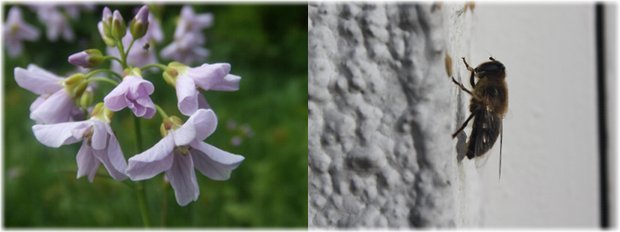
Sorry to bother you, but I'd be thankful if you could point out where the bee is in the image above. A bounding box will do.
[143,43,150,50]
[451,57,508,177]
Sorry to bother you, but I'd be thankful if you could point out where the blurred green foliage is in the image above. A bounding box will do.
[3,3,307,227]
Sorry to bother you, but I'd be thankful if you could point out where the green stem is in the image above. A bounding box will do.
[104,56,123,66]
[154,104,169,120]
[85,69,122,80]
[86,77,119,86]
[161,179,168,227]
[133,117,151,227]
[126,39,136,57]
[142,63,168,71]
[116,40,128,69]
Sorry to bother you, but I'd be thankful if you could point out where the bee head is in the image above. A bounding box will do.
[474,58,505,78]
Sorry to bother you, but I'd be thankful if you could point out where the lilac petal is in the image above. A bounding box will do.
[213,74,241,91]
[97,21,106,39]
[29,96,45,112]
[103,80,130,111]
[5,40,23,58]
[134,5,149,24]
[30,90,75,124]
[76,141,100,182]
[190,141,244,180]
[90,120,108,150]
[93,138,128,180]
[33,121,90,148]
[166,153,199,206]
[126,135,175,180]
[147,14,163,42]
[131,96,156,119]
[176,74,198,116]
[173,109,217,146]
[68,51,89,67]
[197,92,211,110]
[14,65,63,95]
[160,42,178,59]
[19,22,40,40]
[194,13,213,29]
[127,76,154,97]
[189,63,240,91]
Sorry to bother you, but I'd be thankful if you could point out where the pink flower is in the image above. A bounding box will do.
[3,7,40,57]
[161,33,208,65]
[104,74,156,119]
[175,63,240,116]
[32,106,127,182]
[14,65,80,124]
[32,4,74,42]
[126,109,244,206]
[160,6,212,64]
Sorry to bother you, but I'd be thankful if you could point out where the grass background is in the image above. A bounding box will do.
[3,3,307,227]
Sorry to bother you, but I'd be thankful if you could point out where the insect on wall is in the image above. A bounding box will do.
[451,57,508,177]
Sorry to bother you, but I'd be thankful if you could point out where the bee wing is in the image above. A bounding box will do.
[466,110,501,168]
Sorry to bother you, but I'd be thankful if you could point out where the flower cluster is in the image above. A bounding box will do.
[14,5,244,207]
[3,4,94,57]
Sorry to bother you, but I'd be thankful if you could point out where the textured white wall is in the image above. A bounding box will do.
[469,4,602,228]
[308,2,610,229]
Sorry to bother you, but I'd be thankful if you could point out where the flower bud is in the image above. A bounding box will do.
[73,81,89,98]
[163,62,187,87]
[80,89,94,108]
[160,115,183,137]
[102,7,112,27]
[91,102,114,122]
[64,73,86,87]
[99,7,115,47]
[68,49,104,68]
[111,10,126,40]
[130,5,149,39]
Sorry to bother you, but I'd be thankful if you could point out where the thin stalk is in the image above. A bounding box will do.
[142,63,168,71]
[86,77,119,86]
[116,40,128,69]
[85,69,123,80]
[161,179,168,227]
[154,104,169,120]
[133,116,151,227]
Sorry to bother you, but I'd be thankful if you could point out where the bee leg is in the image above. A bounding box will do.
[461,57,474,71]
[489,56,496,61]
[451,77,473,95]
[461,57,477,87]
[452,112,475,138]
[469,69,476,88]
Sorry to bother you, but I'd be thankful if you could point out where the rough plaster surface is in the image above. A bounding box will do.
[308,3,479,228]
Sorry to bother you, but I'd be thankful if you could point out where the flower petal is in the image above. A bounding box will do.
[126,135,175,180]
[76,141,100,182]
[188,63,230,90]
[166,153,199,206]
[190,141,244,180]
[127,76,154,97]
[14,65,63,95]
[103,80,130,111]
[30,90,75,124]
[173,109,217,146]
[97,124,129,180]
[33,121,90,147]
[90,120,108,150]
[176,75,198,116]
